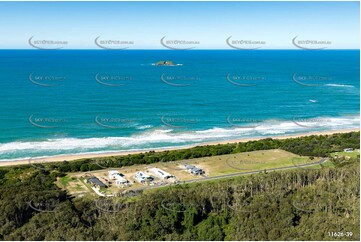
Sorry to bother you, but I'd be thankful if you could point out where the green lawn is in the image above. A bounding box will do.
[57,176,88,193]
[59,176,74,187]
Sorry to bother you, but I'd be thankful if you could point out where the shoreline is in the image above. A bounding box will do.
[0,128,358,167]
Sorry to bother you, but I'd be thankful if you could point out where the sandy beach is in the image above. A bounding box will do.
[0,128,358,167]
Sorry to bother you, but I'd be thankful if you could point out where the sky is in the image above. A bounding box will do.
[0,1,359,49]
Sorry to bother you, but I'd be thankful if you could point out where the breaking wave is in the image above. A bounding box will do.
[0,115,359,161]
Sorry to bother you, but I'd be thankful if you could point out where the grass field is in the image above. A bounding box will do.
[57,176,88,195]
[188,149,317,176]
[57,149,320,196]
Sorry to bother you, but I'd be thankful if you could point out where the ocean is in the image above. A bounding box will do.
[0,50,359,161]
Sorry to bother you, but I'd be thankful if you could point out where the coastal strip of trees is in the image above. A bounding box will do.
[34,131,360,173]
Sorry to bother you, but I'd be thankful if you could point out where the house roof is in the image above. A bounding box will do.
[191,168,203,173]
[87,177,106,187]
[136,171,151,178]
[150,168,172,178]
[185,165,203,172]
[185,164,196,169]
[108,170,124,176]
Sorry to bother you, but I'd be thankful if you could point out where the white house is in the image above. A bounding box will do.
[108,170,124,180]
[108,170,128,185]
[135,171,154,183]
[150,168,174,180]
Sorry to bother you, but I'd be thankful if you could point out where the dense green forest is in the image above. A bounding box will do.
[0,132,359,240]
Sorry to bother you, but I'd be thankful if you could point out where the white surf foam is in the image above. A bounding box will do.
[0,115,359,161]
[136,125,153,130]
[325,84,355,88]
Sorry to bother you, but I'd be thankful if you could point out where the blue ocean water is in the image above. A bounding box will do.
[0,50,359,161]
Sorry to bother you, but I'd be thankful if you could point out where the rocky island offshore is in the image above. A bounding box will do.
[154,60,177,66]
